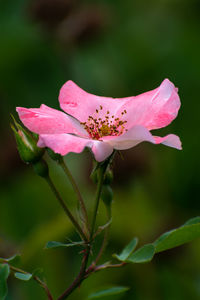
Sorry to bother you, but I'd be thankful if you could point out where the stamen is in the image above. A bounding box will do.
[81,105,127,140]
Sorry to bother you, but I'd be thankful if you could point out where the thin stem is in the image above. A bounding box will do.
[59,158,89,235]
[56,155,114,299]
[46,175,87,242]
[90,152,115,240]
[7,264,53,300]
[57,246,90,300]
[90,166,106,240]
[92,212,111,266]
[85,262,126,278]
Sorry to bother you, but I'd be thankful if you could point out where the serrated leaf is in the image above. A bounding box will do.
[15,272,32,281]
[113,237,138,261]
[88,286,130,299]
[6,254,21,266]
[127,244,155,263]
[45,241,84,249]
[0,264,10,300]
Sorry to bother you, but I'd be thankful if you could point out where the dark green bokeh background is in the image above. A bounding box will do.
[1,0,200,299]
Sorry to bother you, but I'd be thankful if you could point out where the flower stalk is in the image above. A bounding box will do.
[45,175,88,242]
[58,158,90,237]
[47,149,90,238]
[90,162,108,240]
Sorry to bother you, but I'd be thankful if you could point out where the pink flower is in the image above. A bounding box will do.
[16,79,182,162]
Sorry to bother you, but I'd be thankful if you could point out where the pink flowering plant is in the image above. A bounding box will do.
[1,79,200,299]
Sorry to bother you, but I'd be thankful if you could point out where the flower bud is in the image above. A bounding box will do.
[11,116,44,163]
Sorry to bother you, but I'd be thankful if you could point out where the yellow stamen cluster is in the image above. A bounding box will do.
[81,106,127,140]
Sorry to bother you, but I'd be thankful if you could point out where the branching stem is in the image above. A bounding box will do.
[5,263,53,300]
[57,246,90,300]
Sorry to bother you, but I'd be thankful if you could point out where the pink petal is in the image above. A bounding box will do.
[102,125,155,150]
[91,141,113,162]
[16,104,87,136]
[59,80,125,122]
[154,134,182,150]
[115,79,181,130]
[102,125,182,151]
[38,134,113,162]
[38,134,93,156]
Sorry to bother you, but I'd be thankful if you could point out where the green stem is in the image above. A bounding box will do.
[85,262,126,278]
[59,158,89,235]
[57,246,90,300]
[92,208,111,266]
[7,264,53,300]
[90,162,108,240]
[46,175,87,242]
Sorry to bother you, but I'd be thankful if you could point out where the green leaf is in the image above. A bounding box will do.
[45,241,84,249]
[15,272,32,281]
[0,264,10,300]
[113,237,138,261]
[127,244,155,263]
[154,217,200,253]
[88,286,130,299]
[183,216,200,226]
[6,254,21,266]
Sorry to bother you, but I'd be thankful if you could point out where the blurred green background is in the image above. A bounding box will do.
[1,0,200,299]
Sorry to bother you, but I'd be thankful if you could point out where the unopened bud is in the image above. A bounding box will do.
[11,116,44,163]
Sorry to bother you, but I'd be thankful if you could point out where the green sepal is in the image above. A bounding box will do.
[0,264,10,300]
[47,148,62,163]
[11,115,44,163]
[90,151,115,184]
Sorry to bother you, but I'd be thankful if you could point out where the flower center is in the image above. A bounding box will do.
[80,106,127,140]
